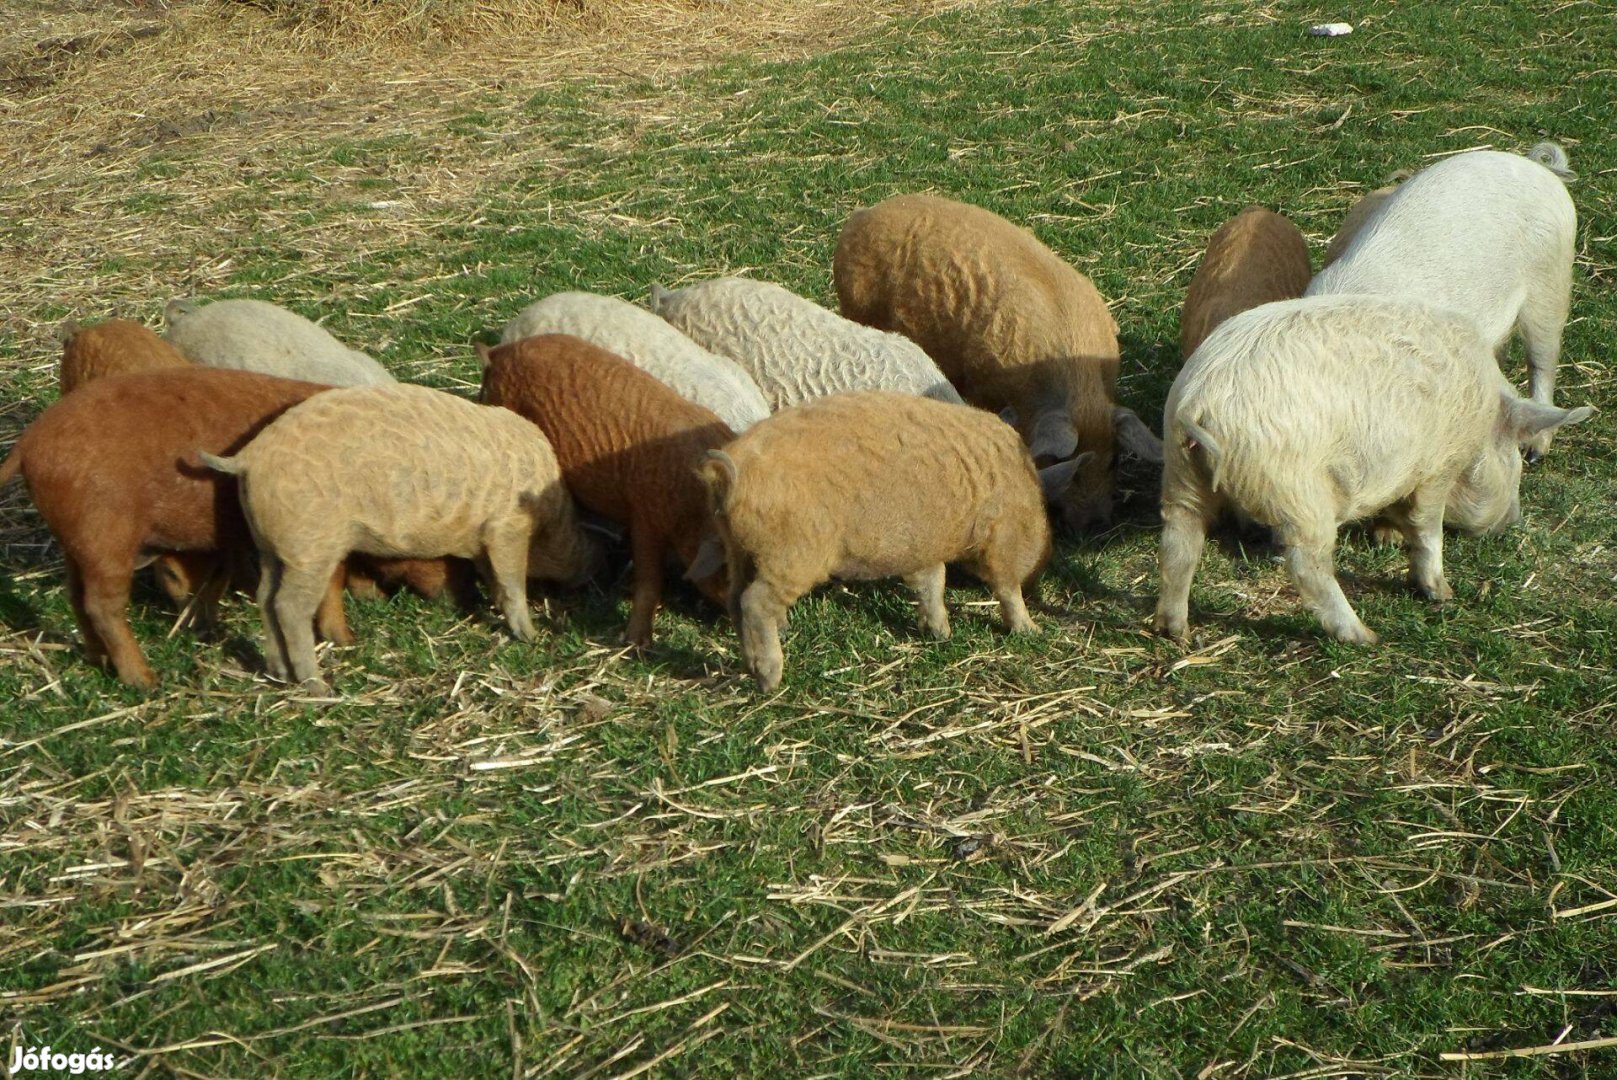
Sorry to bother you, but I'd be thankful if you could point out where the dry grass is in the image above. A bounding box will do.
[0,0,979,361]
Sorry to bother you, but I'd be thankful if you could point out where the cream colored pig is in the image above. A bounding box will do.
[203,383,600,690]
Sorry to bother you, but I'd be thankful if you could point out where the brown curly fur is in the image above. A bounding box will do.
[1179,207,1312,359]
[479,333,733,647]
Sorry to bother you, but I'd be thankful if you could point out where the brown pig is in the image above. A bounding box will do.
[1178,207,1312,359]
[478,333,732,648]
[700,391,1078,692]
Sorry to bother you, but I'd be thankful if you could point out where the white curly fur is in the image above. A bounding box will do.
[500,291,770,432]
[164,298,394,387]
[647,277,965,410]
[1306,145,1577,456]
[1155,295,1594,646]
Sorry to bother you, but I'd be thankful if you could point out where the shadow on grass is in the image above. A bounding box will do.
[0,576,44,633]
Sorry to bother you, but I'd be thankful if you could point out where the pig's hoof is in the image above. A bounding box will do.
[118,665,159,691]
[1152,611,1189,641]
[1413,576,1454,602]
[1328,622,1378,646]
[751,657,783,693]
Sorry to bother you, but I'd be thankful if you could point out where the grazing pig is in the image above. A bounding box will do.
[1179,207,1311,359]
[1306,144,1577,459]
[165,298,395,387]
[59,318,191,396]
[500,291,770,432]
[57,318,206,617]
[1153,296,1594,646]
[646,277,965,408]
[833,193,1163,531]
[700,391,1078,692]
[0,369,351,688]
[478,334,734,647]
[202,383,601,691]
[1319,171,1411,270]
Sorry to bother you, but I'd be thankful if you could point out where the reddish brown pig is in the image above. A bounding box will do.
[0,368,352,687]
[66,333,470,637]
[59,318,192,397]
[56,319,213,619]
[478,333,732,647]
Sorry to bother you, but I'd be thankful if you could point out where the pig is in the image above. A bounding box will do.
[165,298,395,387]
[201,383,601,691]
[645,277,965,407]
[1306,143,1578,460]
[1179,207,1311,359]
[499,291,770,432]
[699,391,1081,691]
[59,318,191,396]
[477,333,733,647]
[0,369,352,687]
[833,192,1163,531]
[1153,295,1594,645]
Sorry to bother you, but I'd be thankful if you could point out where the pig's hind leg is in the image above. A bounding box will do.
[1278,512,1377,645]
[272,559,340,691]
[483,518,536,644]
[904,564,951,639]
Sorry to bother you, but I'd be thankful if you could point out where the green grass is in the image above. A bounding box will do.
[3,1,1616,1076]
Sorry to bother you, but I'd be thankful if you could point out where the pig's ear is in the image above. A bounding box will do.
[1504,394,1596,440]
[474,342,494,371]
[1037,452,1093,502]
[1114,406,1165,463]
[1029,411,1079,461]
[684,536,726,582]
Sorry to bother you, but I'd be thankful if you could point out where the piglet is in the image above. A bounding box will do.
[700,391,1079,691]
[202,383,601,690]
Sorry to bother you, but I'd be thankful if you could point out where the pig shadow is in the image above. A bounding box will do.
[0,575,44,634]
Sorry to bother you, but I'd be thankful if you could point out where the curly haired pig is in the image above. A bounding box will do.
[1154,295,1594,646]
[202,383,602,691]
[54,318,212,615]
[700,391,1082,692]
[165,298,395,387]
[478,334,732,648]
[1179,207,1311,359]
[59,318,192,396]
[833,193,1163,532]
[646,277,965,408]
[0,368,355,688]
[1306,144,1577,460]
[499,291,770,432]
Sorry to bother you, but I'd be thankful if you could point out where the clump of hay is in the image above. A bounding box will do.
[232,0,717,45]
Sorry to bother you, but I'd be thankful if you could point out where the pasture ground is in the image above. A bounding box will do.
[2,1,1615,1076]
